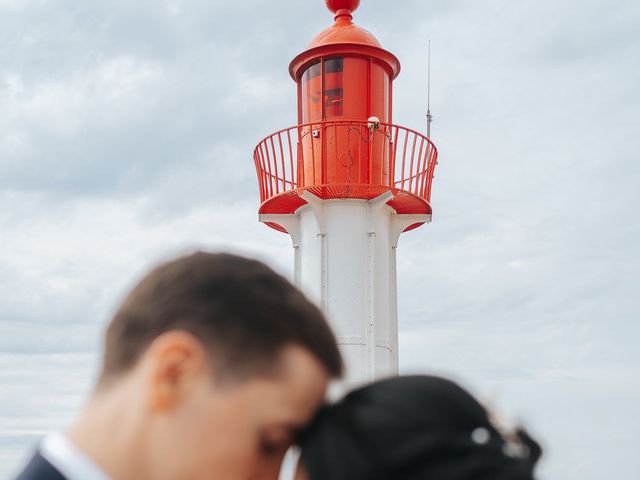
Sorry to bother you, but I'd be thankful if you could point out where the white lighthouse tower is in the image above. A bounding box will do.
[253,0,438,386]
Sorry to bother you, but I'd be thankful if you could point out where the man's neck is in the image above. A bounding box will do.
[66,383,149,480]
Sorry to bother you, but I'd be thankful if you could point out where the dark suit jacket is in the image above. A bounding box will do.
[14,452,66,480]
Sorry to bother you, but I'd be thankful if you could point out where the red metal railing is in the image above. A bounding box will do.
[253,120,438,213]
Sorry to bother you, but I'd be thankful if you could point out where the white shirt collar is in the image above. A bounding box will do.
[40,432,110,480]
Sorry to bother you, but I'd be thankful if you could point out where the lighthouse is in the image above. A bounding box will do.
[253,0,438,386]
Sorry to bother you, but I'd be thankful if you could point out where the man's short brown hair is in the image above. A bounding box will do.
[98,252,342,384]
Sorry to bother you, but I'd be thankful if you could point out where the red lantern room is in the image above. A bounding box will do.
[291,1,399,128]
[253,0,438,233]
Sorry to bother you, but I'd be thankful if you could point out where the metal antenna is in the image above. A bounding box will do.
[426,40,433,139]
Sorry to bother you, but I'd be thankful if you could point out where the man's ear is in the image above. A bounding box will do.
[143,330,208,412]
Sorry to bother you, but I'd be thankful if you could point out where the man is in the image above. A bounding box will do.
[15,252,342,480]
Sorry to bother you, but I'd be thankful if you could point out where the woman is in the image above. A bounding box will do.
[295,375,542,480]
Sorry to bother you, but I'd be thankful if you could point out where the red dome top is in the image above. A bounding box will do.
[326,0,360,13]
[289,0,400,81]
[309,6,381,49]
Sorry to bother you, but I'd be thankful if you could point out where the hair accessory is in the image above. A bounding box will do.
[471,427,491,445]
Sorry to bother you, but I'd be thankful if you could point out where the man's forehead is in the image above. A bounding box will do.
[252,351,329,421]
[277,345,329,379]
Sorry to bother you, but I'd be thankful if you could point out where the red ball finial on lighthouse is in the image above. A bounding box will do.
[326,0,360,14]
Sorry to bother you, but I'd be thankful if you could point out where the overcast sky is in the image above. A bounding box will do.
[1,0,638,478]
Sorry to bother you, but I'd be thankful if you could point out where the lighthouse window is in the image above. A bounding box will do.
[303,62,323,106]
[324,88,344,116]
[304,62,322,80]
[325,57,343,73]
[324,57,344,118]
[302,61,323,122]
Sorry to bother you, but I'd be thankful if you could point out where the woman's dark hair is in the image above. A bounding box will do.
[299,375,542,480]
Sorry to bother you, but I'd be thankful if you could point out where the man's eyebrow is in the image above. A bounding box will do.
[285,422,305,434]
[269,421,304,435]
[267,423,302,443]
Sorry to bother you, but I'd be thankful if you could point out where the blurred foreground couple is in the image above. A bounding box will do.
[15,252,541,480]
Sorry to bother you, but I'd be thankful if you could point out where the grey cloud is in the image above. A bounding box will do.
[0,0,306,196]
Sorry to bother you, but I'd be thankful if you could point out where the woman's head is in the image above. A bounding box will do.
[296,375,542,480]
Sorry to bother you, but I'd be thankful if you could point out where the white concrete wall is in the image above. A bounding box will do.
[261,192,429,388]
